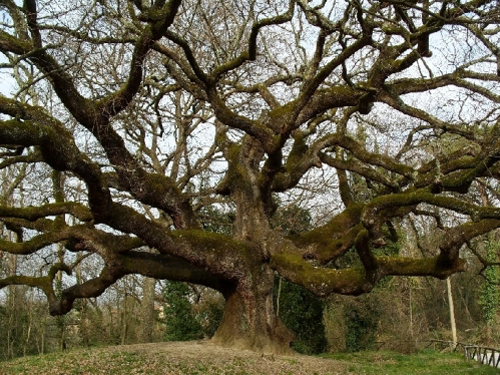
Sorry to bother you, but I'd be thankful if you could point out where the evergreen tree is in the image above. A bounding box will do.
[163,282,203,342]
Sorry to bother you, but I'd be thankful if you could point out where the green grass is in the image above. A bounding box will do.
[321,350,500,374]
[1,345,500,374]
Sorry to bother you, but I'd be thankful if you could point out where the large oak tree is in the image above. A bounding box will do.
[1,0,500,353]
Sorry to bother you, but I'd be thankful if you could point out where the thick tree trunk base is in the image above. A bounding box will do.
[211,322,294,355]
[211,283,295,355]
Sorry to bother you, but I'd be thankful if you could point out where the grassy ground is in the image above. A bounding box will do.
[1,342,499,374]
[322,350,500,374]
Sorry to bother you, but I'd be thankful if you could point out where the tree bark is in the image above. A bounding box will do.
[447,277,457,346]
[140,277,156,343]
[211,268,294,354]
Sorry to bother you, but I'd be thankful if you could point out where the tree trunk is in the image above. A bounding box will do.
[447,277,457,346]
[211,268,294,354]
[140,277,156,343]
[120,295,129,346]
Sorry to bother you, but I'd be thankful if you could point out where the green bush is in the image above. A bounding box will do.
[196,298,224,338]
[344,304,379,352]
[163,282,203,341]
[479,240,500,323]
[274,278,327,354]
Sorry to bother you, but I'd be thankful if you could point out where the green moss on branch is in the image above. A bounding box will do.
[271,250,365,297]
[0,203,92,222]
[291,204,364,257]
[379,256,467,279]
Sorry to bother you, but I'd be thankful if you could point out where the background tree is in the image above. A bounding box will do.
[1,0,500,354]
[162,281,203,342]
[272,204,328,354]
[478,238,500,344]
[139,276,156,343]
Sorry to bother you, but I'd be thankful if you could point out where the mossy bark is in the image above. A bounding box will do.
[211,138,295,353]
[211,267,294,354]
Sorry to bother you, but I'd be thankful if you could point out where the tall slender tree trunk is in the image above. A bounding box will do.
[409,282,413,340]
[23,288,34,356]
[7,250,18,359]
[447,277,457,347]
[276,277,283,318]
[56,243,66,351]
[140,277,156,343]
[40,313,47,355]
[120,297,128,345]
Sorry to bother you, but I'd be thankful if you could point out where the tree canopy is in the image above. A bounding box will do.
[1,0,500,353]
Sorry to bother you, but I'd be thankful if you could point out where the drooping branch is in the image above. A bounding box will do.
[270,240,467,298]
[48,250,225,316]
[100,201,252,280]
[0,150,43,169]
[272,221,474,299]
[0,203,92,222]
[0,116,111,219]
[0,261,72,313]
[289,204,364,263]
[438,218,500,267]
[47,266,122,315]
[0,225,84,255]
[119,251,224,291]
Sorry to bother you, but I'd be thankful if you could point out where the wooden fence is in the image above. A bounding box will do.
[373,340,500,369]
[421,340,500,369]
[463,345,500,369]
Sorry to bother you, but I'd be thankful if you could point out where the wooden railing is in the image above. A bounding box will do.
[422,340,500,369]
[373,340,500,369]
[425,339,465,352]
[372,339,465,353]
[464,345,500,369]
